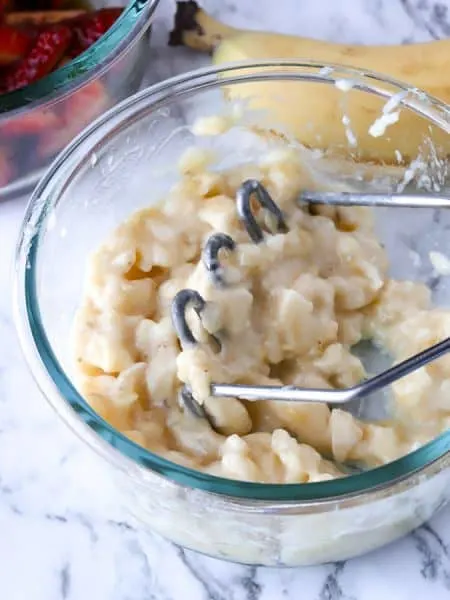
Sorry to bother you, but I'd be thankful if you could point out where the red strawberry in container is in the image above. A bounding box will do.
[0,24,31,65]
[5,10,86,28]
[0,1,153,197]
[68,8,123,57]
[3,24,72,92]
[0,109,61,136]
[37,79,110,160]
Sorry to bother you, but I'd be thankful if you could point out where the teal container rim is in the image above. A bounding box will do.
[15,60,450,503]
[0,0,160,115]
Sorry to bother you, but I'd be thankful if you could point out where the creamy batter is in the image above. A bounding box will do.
[72,147,450,483]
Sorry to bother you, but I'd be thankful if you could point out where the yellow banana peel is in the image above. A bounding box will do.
[170,2,450,163]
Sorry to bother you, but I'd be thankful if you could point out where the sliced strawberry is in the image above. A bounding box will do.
[0,25,32,65]
[63,79,110,128]
[0,109,61,136]
[5,10,86,28]
[69,8,122,57]
[2,24,71,92]
[37,80,110,159]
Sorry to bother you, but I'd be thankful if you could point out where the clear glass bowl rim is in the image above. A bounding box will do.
[0,0,160,115]
[14,60,450,503]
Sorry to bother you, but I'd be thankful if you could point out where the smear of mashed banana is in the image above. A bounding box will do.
[72,146,450,484]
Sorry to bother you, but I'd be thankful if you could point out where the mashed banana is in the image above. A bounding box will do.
[72,147,450,483]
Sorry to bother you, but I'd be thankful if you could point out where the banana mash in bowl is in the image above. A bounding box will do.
[15,62,450,566]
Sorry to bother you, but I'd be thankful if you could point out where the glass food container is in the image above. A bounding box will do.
[0,0,160,200]
[14,62,450,566]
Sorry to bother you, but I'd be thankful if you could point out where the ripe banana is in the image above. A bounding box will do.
[170,1,450,163]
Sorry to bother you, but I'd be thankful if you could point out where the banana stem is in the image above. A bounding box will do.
[169,1,241,52]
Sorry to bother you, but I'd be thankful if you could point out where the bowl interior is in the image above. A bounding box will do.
[18,63,450,501]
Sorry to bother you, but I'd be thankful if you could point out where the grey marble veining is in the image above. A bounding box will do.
[2,1,450,599]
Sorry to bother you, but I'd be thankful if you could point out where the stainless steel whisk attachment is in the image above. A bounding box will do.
[236,179,288,243]
[171,288,222,351]
[202,232,236,287]
[171,179,450,424]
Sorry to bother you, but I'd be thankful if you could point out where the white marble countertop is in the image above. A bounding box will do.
[2,0,450,598]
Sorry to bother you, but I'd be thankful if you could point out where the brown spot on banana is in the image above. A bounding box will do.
[169,0,242,52]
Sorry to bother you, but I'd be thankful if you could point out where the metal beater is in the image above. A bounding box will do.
[171,179,450,422]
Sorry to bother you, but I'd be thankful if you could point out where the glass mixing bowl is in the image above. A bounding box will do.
[0,0,160,200]
[15,62,450,566]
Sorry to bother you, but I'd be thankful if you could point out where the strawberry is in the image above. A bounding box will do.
[0,25,32,65]
[69,8,122,57]
[3,24,71,92]
[5,10,86,28]
[37,80,110,159]
[65,79,109,127]
[0,108,60,135]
